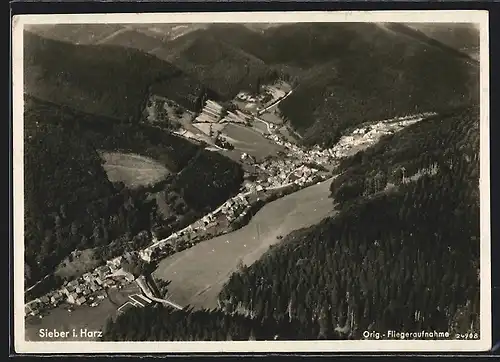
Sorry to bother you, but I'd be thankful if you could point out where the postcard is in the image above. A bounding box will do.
[12,10,491,353]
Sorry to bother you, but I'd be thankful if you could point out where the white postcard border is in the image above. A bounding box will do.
[12,10,491,354]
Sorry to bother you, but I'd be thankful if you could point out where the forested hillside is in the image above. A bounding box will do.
[24,98,138,290]
[24,97,159,291]
[170,151,245,213]
[102,106,480,341]
[101,306,301,341]
[25,97,200,172]
[24,32,211,119]
[28,24,281,101]
[383,23,479,63]
[329,107,479,208]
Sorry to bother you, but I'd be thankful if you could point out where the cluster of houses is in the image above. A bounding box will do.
[265,133,335,165]
[242,180,264,193]
[25,248,161,318]
[262,85,286,102]
[192,98,256,125]
[331,115,431,159]
[264,113,433,163]
[24,255,133,317]
[255,157,321,189]
[218,194,251,220]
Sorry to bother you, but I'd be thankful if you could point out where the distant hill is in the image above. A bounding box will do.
[381,23,479,64]
[24,24,126,45]
[24,23,208,45]
[130,24,211,41]
[93,28,168,53]
[404,23,480,60]
[243,23,286,33]
[24,32,211,120]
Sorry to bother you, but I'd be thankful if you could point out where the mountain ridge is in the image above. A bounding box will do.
[24,31,213,121]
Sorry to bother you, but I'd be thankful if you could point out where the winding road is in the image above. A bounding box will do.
[257,90,294,116]
[253,117,272,134]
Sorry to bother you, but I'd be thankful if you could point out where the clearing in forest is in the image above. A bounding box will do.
[100,152,171,188]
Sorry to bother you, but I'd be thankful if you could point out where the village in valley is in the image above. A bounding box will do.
[24,76,436,322]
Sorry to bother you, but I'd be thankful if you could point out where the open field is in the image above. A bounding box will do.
[221,123,284,161]
[153,177,336,310]
[100,152,171,188]
[25,283,140,341]
[250,120,269,135]
[54,249,100,280]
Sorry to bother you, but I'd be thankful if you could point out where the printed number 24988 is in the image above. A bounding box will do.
[455,332,479,340]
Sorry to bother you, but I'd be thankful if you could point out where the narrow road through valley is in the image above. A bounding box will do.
[257,90,294,116]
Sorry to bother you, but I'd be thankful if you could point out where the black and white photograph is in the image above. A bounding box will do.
[12,11,491,353]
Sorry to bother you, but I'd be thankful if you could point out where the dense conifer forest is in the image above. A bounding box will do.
[101,106,480,340]
[101,306,296,341]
